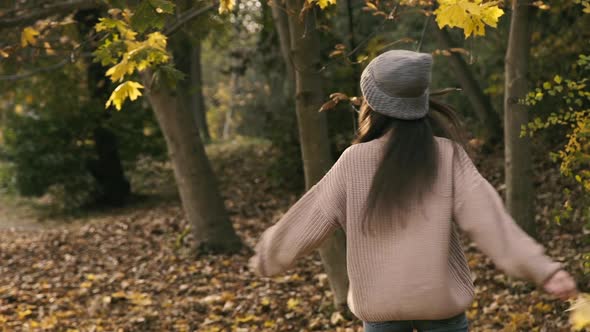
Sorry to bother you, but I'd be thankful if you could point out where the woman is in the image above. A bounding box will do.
[248,50,577,331]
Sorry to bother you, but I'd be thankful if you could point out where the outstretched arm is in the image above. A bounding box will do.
[452,146,562,286]
[249,147,350,277]
[249,185,340,277]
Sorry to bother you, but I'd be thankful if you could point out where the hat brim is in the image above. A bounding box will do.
[360,66,429,120]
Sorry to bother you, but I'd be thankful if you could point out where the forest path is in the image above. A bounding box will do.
[0,194,48,230]
[0,193,107,231]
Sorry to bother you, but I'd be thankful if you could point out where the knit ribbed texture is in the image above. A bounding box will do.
[360,50,432,120]
[250,137,562,322]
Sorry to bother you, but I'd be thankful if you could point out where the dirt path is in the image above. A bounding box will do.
[0,194,54,230]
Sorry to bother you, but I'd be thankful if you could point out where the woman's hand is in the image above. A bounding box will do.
[543,269,578,301]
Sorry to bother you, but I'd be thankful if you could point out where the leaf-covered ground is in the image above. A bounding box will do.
[0,138,588,331]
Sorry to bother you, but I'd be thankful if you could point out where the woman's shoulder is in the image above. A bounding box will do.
[434,136,466,155]
[434,136,457,146]
[339,139,383,160]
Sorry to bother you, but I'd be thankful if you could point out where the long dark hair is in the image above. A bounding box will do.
[353,98,466,235]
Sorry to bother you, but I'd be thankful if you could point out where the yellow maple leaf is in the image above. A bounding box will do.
[79,281,92,288]
[21,27,40,47]
[219,0,236,14]
[146,32,167,50]
[481,4,503,27]
[127,292,153,306]
[136,59,151,71]
[436,2,469,28]
[434,0,504,38]
[308,0,337,9]
[18,309,32,319]
[235,314,257,323]
[40,316,58,329]
[111,291,127,298]
[569,293,590,330]
[106,58,137,82]
[105,81,144,111]
[287,297,299,310]
[117,25,137,41]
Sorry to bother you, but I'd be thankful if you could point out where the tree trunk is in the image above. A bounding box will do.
[86,61,131,207]
[223,67,238,140]
[344,0,360,96]
[87,126,130,207]
[270,0,294,87]
[169,7,211,144]
[141,71,243,254]
[504,0,535,235]
[432,26,502,142]
[189,40,211,143]
[223,2,244,141]
[286,0,349,309]
[180,39,211,143]
[75,9,132,206]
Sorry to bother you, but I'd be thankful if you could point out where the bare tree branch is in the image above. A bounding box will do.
[0,59,69,81]
[0,53,92,81]
[0,0,104,29]
[164,3,216,36]
[0,2,218,81]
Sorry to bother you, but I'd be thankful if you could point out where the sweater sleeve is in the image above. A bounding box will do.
[249,149,349,277]
[452,146,562,286]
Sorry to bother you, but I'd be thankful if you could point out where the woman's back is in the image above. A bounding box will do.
[340,137,471,321]
[250,135,561,321]
[322,136,559,321]
[249,50,573,326]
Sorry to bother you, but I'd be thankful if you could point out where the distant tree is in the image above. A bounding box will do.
[430,25,501,143]
[262,0,349,309]
[0,2,164,209]
[504,0,535,235]
[91,2,243,253]
[1,0,243,252]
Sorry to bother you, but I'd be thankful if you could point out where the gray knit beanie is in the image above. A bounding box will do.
[360,50,433,120]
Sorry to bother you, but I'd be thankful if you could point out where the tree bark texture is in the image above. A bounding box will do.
[343,0,360,96]
[431,26,502,142]
[189,40,211,143]
[173,33,211,143]
[270,0,294,87]
[286,0,349,308]
[141,71,243,254]
[504,0,535,235]
[169,0,211,143]
[223,2,243,140]
[223,67,238,140]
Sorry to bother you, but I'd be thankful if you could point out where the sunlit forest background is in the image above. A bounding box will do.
[0,0,589,331]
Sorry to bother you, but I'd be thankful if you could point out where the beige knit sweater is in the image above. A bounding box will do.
[249,136,561,322]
